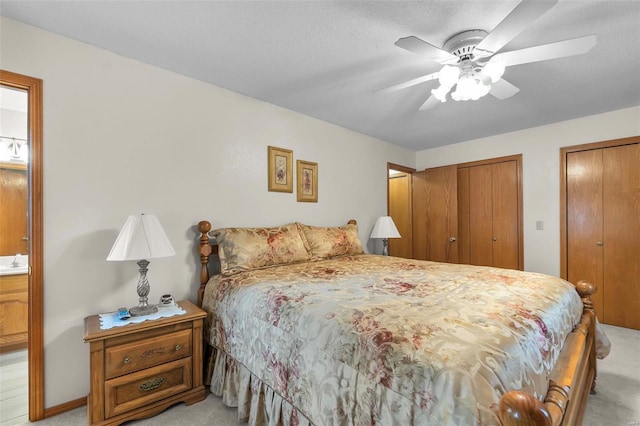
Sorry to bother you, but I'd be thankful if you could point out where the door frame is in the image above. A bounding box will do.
[560,135,640,280]
[0,70,45,421]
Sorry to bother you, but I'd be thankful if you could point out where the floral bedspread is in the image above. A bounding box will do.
[202,255,583,425]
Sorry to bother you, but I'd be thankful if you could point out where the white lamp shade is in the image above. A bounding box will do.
[370,216,401,239]
[107,214,176,261]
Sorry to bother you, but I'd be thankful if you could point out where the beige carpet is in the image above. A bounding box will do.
[582,324,640,426]
[20,324,639,426]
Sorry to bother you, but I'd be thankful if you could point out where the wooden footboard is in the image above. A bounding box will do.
[498,280,597,426]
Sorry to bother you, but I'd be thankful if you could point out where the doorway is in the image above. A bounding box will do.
[387,163,415,258]
[0,70,44,422]
[0,85,29,426]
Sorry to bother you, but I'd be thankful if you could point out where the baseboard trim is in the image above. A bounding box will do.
[43,396,86,419]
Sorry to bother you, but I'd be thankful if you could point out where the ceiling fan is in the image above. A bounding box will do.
[377,0,597,110]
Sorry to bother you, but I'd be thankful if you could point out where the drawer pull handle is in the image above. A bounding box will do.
[123,356,131,364]
[175,344,181,351]
[139,377,165,392]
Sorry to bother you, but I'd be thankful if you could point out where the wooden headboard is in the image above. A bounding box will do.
[196,219,358,307]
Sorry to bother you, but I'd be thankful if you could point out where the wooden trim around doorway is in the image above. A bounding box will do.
[387,162,415,174]
[0,70,45,421]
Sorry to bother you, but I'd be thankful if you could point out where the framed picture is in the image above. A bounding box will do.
[267,146,293,193]
[296,160,318,202]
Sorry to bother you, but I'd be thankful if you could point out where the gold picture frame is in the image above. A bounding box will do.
[296,160,318,202]
[268,146,293,193]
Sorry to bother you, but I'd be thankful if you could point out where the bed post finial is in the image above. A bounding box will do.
[575,280,596,314]
[575,280,598,395]
[197,220,212,307]
[498,391,552,426]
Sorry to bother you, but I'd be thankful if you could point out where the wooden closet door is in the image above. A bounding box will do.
[468,165,493,266]
[602,144,640,329]
[412,170,429,261]
[566,150,604,317]
[411,166,458,263]
[462,160,520,269]
[457,168,471,264]
[491,161,519,270]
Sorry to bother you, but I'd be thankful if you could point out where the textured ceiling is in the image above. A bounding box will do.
[2,1,639,151]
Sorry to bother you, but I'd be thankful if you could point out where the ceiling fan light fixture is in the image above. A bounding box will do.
[431,85,451,102]
[451,74,491,101]
[386,0,598,110]
[438,65,460,86]
[431,65,461,102]
[483,55,506,82]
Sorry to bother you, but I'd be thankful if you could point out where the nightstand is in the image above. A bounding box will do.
[83,300,207,425]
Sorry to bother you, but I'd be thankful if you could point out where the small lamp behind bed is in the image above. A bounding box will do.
[107,213,176,316]
[370,216,401,256]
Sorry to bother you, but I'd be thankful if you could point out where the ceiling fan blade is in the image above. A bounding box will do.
[395,36,458,64]
[419,94,441,111]
[475,0,558,57]
[490,78,520,100]
[375,72,440,94]
[498,35,597,67]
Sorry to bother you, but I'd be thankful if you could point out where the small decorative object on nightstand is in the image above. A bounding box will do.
[159,294,176,307]
[83,300,206,425]
[370,216,401,256]
[107,214,175,316]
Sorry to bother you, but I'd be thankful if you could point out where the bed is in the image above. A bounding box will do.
[195,219,606,426]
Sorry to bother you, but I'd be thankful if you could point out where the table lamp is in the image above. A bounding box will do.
[370,216,401,256]
[107,213,176,316]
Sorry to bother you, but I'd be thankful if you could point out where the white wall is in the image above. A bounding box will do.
[0,18,415,407]
[416,106,640,276]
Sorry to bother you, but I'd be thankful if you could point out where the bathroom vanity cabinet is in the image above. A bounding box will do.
[0,273,28,353]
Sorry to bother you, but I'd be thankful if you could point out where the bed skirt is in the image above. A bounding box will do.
[207,345,313,426]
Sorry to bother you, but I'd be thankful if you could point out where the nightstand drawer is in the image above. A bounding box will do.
[105,357,192,418]
[105,329,192,379]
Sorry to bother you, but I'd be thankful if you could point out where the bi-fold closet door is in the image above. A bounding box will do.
[458,160,521,270]
[565,139,640,330]
[412,155,523,270]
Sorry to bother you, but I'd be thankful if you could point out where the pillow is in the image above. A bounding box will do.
[297,222,364,260]
[212,223,310,276]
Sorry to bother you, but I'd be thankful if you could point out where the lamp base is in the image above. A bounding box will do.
[382,238,390,256]
[130,304,158,317]
[130,258,158,316]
